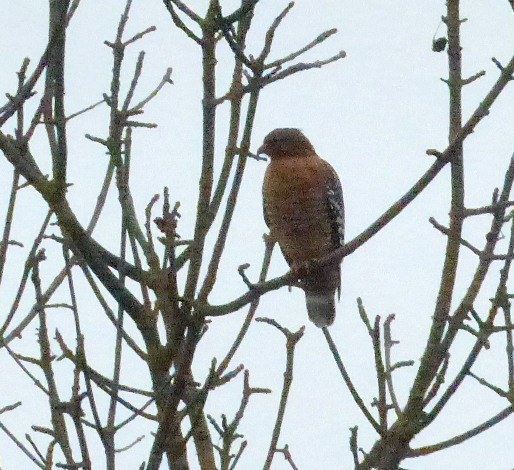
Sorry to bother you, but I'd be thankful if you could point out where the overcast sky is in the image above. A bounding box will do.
[1,1,514,469]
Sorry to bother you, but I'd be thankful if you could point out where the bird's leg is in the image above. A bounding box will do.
[263,232,276,247]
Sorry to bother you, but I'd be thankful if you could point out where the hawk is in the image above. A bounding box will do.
[258,128,344,327]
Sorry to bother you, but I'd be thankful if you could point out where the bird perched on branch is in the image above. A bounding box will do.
[258,128,344,327]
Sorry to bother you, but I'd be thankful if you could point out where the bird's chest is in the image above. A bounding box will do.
[263,158,332,260]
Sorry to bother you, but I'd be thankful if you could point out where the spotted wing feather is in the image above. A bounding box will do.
[323,160,345,299]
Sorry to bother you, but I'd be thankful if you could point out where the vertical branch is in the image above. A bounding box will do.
[199,1,258,301]
[207,370,270,470]
[33,251,74,465]
[106,0,130,169]
[188,406,217,470]
[427,207,514,422]
[1,58,31,286]
[255,319,304,470]
[406,0,464,414]
[357,300,388,432]
[150,6,223,464]
[383,315,402,417]
[106,5,156,257]
[47,0,71,195]
[362,27,514,470]
[350,426,360,468]
[372,317,388,431]
[504,299,514,391]
[198,87,261,301]
[105,194,129,469]
[63,248,91,469]
[184,1,218,302]
[147,404,189,470]
[0,170,20,286]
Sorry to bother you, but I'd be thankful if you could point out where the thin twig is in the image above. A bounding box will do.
[66,99,105,121]
[350,426,360,468]
[408,407,513,456]
[322,327,382,435]
[265,28,339,70]
[275,444,299,470]
[216,236,275,377]
[0,420,46,469]
[257,319,304,470]
[429,217,483,258]
[383,314,402,417]
[462,201,514,217]
[162,0,202,45]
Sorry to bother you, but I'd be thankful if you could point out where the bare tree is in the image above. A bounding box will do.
[0,1,513,469]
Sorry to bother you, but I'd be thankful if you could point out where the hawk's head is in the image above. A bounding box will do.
[257,128,315,159]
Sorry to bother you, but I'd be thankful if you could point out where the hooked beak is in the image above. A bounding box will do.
[257,143,268,157]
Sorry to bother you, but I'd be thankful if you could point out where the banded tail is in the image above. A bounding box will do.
[305,292,336,328]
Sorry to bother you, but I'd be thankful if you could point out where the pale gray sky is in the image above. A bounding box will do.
[1,1,514,469]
